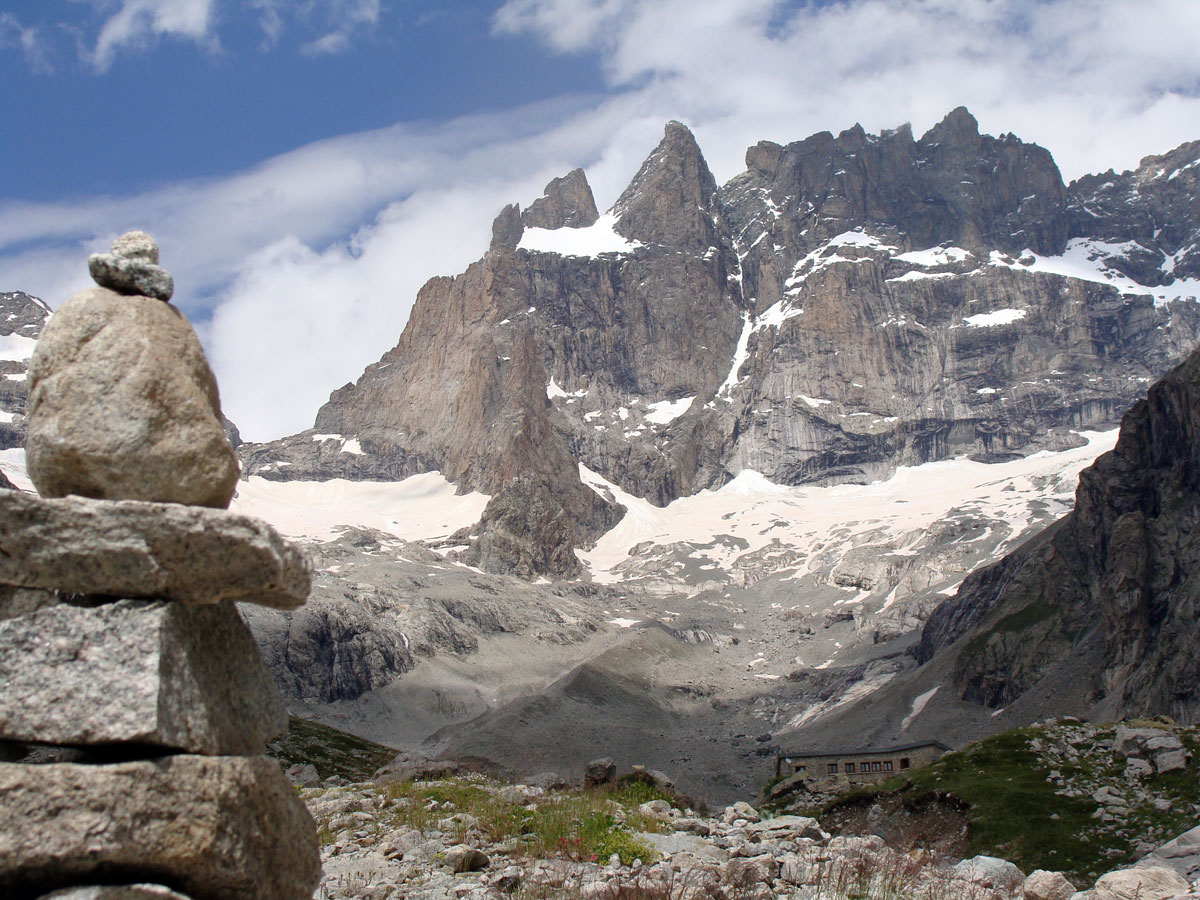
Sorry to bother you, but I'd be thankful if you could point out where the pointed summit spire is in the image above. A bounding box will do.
[521,168,600,230]
[612,121,721,252]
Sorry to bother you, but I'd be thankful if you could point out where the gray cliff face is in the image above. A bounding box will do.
[914,338,1200,721]
[0,291,51,450]
[1068,140,1200,283]
[240,112,1200,576]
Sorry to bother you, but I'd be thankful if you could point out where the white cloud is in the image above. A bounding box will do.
[494,0,1200,181]
[5,0,1200,440]
[0,13,52,72]
[90,0,218,71]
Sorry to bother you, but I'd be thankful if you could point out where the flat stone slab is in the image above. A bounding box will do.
[0,599,285,754]
[40,886,191,900]
[0,491,310,607]
[0,755,319,900]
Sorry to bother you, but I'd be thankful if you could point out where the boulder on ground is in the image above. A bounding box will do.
[951,855,1025,892]
[0,755,320,900]
[1141,825,1200,881]
[744,815,827,842]
[39,886,191,899]
[1022,869,1076,900]
[1092,865,1190,900]
[584,757,616,788]
[0,599,285,754]
[26,286,236,508]
[0,491,311,607]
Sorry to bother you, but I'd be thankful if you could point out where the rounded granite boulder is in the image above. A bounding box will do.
[25,286,239,508]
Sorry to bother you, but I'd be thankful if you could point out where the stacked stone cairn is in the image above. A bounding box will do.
[0,232,321,900]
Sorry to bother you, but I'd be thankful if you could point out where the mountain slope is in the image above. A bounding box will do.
[241,110,1200,577]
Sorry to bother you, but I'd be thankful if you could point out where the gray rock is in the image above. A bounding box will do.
[0,490,311,608]
[285,763,320,787]
[640,831,728,863]
[743,814,827,841]
[584,757,616,787]
[39,886,191,899]
[521,168,600,230]
[26,286,237,508]
[1023,870,1077,900]
[1141,824,1200,880]
[110,230,159,263]
[88,251,173,301]
[443,846,489,873]
[1115,727,1164,757]
[952,855,1025,891]
[0,598,285,754]
[1154,749,1189,773]
[0,755,319,900]
[1092,865,1190,900]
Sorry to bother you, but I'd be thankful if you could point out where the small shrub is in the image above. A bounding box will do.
[594,830,659,866]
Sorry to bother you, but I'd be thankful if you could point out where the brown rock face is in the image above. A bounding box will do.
[26,287,238,508]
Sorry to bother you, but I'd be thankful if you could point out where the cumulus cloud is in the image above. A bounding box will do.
[90,0,218,71]
[494,0,1200,181]
[6,0,1200,439]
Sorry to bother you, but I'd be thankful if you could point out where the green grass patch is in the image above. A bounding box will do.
[267,716,397,782]
[381,776,663,864]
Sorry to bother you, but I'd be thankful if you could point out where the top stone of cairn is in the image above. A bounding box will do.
[25,232,240,508]
[89,230,173,302]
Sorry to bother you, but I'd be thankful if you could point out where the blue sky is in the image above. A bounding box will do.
[2,2,606,201]
[3,0,1200,440]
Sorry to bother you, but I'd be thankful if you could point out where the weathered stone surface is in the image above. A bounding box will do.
[951,855,1025,891]
[0,599,285,753]
[521,168,600,230]
[110,230,160,263]
[1092,865,1190,900]
[584,757,616,788]
[26,286,237,508]
[0,490,310,607]
[743,814,826,841]
[0,755,320,900]
[1142,824,1200,880]
[40,886,191,899]
[1022,869,1077,900]
[88,245,174,301]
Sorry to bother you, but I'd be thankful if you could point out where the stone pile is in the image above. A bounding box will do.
[0,233,321,900]
[304,775,1191,900]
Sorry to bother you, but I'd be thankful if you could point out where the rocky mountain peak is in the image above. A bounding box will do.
[612,120,722,252]
[920,105,981,148]
[521,168,600,230]
[489,202,524,252]
[1068,138,1200,283]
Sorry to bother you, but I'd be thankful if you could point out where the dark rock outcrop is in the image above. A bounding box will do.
[1069,140,1200,283]
[521,168,599,230]
[0,291,50,450]
[916,339,1200,720]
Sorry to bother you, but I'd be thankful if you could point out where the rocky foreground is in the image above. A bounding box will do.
[298,761,1200,900]
[277,717,1200,900]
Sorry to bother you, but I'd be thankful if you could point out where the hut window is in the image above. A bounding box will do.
[827,763,838,774]
[900,758,911,769]
[845,763,855,773]
[883,760,893,771]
